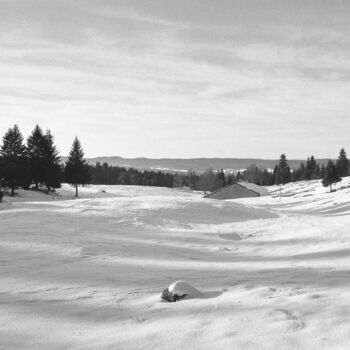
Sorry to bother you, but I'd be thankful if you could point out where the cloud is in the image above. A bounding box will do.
[0,0,349,158]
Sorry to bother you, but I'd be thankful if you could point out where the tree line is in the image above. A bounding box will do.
[180,150,348,193]
[0,124,348,198]
[267,151,347,192]
[0,124,176,198]
[0,125,61,196]
[0,124,91,197]
[90,162,174,188]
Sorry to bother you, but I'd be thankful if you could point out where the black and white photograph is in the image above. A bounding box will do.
[0,0,350,349]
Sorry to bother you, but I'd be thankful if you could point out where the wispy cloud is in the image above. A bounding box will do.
[0,0,349,158]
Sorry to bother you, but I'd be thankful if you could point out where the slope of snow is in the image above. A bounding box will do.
[1,180,350,349]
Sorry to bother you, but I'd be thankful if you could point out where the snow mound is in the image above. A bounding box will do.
[169,280,201,297]
[162,281,202,302]
[2,189,55,203]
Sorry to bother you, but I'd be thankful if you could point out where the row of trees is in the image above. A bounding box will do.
[272,153,346,192]
[90,162,175,188]
[0,125,90,197]
[0,125,61,195]
[236,149,348,187]
[1,124,349,196]
[0,125,177,197]
[177,149,349,192]
[273,150,348,191]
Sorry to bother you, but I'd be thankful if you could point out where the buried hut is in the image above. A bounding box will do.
[204,181,268,200]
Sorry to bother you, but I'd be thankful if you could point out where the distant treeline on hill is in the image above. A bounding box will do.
[90,162,174,187]
[76,156,331,173]
[0,124,349,198]
[180,151,348,192]
[61,151,350,193]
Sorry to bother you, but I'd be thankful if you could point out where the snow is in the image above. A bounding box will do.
[1,179,350,349]
[167,281,202,299]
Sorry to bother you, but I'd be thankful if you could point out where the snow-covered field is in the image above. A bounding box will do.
[1,179,350,349]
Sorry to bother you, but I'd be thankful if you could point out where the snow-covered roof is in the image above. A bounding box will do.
[237,181,269,196]
[204,181,269,199]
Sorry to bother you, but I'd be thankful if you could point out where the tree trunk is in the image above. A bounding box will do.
[75,184,78,197]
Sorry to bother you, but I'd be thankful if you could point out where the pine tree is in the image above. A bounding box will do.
[336,147,349,177]
[245,164,261,185]
[0,153,5,185]
[27,125,46,189]
[195,168,221,192]
[315,163,320,178]
[272,165,279,184]
[64,137,90,197]
[300,162,306,180]
[322,160,341,192]
[0,125,28,195]
[0,156,4,201]
[217,168,226,188]
[291,162,305,182]
[319,164,326,179]
[43,130,61,191]
[305,155,317,180]
[305,157,311,180]
[276,154,291,185]
[235,170,244,182]
[261,168,274,186]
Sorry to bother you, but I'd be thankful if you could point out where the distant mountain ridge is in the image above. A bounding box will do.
[61,156,332,173]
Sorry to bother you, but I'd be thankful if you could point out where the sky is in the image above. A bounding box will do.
[0,0,349,159]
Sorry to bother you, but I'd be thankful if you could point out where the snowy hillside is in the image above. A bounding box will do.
[257,177,350,215]
[1,179,350,349]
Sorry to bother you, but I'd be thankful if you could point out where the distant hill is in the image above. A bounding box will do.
[61,156,332,173]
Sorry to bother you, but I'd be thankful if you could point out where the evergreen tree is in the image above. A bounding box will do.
[272,165,279,184]
[315,163,320,178]
[245,164,261,184]
[276,154,291,185]
[64,137,90,197]
[188,170,199,189]
[304,157,311,180]
[291,162,305,182]
[217,169,226,187]
[195,168,222,192]
[0,155,5,185]
[299,162,306,180]
[319,164,326,179]
[261,168,274,186]
[305,155,317,180]
[226,173,234,185]
[27,125,46,188]
[0,125,28,195]
[336,147,349,177]
[322,160,341,192]
[235,170,244,182]
[43,130,61,190]
[0,156,3,201]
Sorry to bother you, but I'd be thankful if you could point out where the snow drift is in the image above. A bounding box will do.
[161,280,202,302]
[1,179,350,349]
